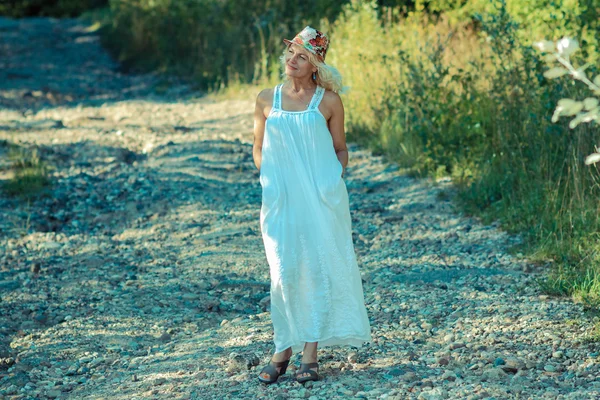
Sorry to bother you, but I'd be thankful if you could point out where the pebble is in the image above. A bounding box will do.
[544,364,556,372]
[552,351,564,359]
[482,367,507,381]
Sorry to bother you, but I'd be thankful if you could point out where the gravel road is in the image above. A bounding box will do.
[1,16,599,400]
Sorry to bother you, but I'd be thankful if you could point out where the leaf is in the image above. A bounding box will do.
[594,75,600,88]
[556,37,579,57]
[569,114,585,129]
[558,99,584,116]
[551,107,563,123]
[544,67,568,79]
[583,98,599,110]
[569,109,598,129]
[557,98,577,107]
[534,40,555,52]
[584,153,600,165]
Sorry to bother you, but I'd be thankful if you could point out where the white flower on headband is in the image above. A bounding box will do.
[303,27,318,39]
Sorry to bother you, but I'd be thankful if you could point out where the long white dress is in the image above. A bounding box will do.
[259,83,372,354]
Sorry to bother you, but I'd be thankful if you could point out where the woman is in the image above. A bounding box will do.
[253,26,372,384]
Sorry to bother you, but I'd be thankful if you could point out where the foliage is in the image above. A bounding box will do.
[0,0,107,17]
[101,0,352,90]
[534,37,600,154]
[426,0,600,63]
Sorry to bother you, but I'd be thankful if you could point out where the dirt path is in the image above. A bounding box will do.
[1,16,599,400]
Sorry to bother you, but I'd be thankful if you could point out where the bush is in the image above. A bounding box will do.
[101,0,351,89]
[0,0,107,18]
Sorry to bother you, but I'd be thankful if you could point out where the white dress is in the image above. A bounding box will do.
[259,83,372,354]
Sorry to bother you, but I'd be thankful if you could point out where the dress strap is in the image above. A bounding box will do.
[273,83,283,110]
[309,86,325,110]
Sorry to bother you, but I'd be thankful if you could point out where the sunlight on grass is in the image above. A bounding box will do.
[1,143,51,197]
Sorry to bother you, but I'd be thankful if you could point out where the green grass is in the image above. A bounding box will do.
[1,142,51,197]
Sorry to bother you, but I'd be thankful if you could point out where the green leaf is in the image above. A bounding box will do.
[544,67,568,79]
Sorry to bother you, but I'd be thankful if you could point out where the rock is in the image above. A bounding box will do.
[437,357,450,366]
[494,357,505,366]
[259,295,270,311]
[0,356,15,370]
[482,367,507,381]
[387,367,406,376]
[159,332,171,342]
[441,370,456,381]
[502,357,525,373]
[226,354,249,373]
[46,389,62,398]
[443,334,455,343]
[401,371,418,382]
[348,352,358,363]
[65,365,79,376]
[449,342,465,350]
[420,380,434,388]
[246,354,260,368]
[544,364,556,372]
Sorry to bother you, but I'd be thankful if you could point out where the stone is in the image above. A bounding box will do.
[46,389,62,398]
[494,357,505,366]
[388,367,406,376]
[482,367,507,381]
[449,342,466,350]
[441,370,456,381]
[437,357,450,366]
[544,364,556,372]
[348,352,358,363]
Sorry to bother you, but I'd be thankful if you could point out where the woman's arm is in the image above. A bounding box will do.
[325,91,348,178]
[253,89,269,172]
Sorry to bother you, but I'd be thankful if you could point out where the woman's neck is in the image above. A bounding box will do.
[286,78,316,93]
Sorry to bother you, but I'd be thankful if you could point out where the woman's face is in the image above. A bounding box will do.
[284,44,316,78]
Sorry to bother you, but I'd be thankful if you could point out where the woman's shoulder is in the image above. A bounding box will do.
[256,87,275,105]
[320,87,343,106]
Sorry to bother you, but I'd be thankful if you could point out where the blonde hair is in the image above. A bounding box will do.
[279,44,349,94]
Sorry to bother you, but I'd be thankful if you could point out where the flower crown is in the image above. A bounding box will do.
[283,26,329,63]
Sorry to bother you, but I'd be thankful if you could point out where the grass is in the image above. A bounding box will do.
[1,141,52,198]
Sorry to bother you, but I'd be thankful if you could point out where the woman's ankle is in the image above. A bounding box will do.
[272,347,292,361]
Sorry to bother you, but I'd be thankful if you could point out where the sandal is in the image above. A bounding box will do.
[257,358,290,384]
[296,362,319,383]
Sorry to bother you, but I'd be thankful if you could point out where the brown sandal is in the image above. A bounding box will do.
[296,362,319,383]
[257,358,290,384]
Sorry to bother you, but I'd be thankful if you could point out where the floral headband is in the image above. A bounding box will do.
[283,26,329,63]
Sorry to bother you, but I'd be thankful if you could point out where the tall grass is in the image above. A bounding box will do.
[1,142,51,197]
[99,0,348,90]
